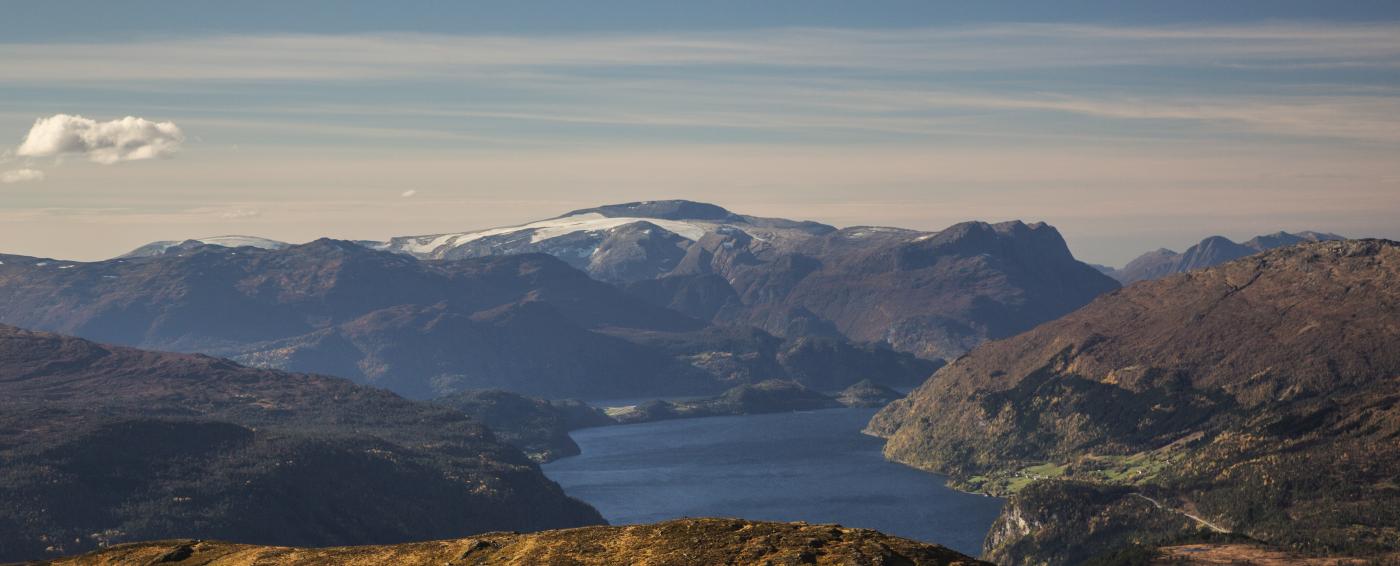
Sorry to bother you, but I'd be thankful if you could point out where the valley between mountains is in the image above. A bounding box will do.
[2,201,1395,565]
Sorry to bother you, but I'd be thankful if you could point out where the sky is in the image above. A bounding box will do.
[2,1,1399,266]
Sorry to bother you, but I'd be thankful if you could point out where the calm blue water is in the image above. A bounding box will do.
[541,407,1003,556]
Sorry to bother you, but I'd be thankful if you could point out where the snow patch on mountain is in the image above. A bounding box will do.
[119,235,289,258]
[376,212,716,256]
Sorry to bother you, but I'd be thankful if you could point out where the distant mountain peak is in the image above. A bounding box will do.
[368,201,834,281]
[1113,230,1346,284]
[119,235,288,258]
[561,200,742,222]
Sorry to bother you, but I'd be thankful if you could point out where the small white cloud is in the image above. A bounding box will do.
[401,189,418,198]
[16,114,184,164]
[218,208,261,219]
[1,168,45,184]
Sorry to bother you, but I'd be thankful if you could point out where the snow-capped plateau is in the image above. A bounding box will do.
[119,235,290,258]
[379,212,713,255]
[367,200,841,282]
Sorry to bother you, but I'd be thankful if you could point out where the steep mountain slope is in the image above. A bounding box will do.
[0,240,929,399]
[655,219,1120,360]
[36,518,989,566]
[1113,230,1343,283]
[371,200,1118,361]
[869,240,1400,564]
[0,325,602,563]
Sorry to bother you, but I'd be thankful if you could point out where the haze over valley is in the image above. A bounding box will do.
[3,2,1399,565]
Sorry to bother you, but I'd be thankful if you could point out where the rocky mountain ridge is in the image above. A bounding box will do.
[101,201,1119,362]
[870,239,1400,565]
[118,235,289,258]
[1110,230,1343,283]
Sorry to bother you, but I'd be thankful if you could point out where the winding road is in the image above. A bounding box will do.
[1131,493,1231,534]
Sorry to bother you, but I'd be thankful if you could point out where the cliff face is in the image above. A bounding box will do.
[981,482,1197,566]
[38,518,991,566]
[870,240,1400,564]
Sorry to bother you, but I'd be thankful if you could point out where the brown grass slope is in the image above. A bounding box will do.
[870,240,1400,564]
[31,518,989,566]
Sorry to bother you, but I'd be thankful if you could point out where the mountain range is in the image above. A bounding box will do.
[0,239,933,399]
[119,235,289,258]
[3,201,1388,565]
[1108,230,1343,283]
[107,200,1119,363]
[869,239,1400,565]
[370,201,1120,361]
[0,324,601,562]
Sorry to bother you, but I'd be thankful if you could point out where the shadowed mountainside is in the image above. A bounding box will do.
[0,325,602,563]
[0,239,932,399]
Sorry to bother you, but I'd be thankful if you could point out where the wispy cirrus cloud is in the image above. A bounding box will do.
[0,23,1398,82]
[2,21,1397,263]
[2,23,1397,148]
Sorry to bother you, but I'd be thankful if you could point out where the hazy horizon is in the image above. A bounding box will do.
[0,198,1367,268]
[4,1,1399,265]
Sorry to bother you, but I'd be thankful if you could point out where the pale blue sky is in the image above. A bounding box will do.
[2,2,1398,264]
